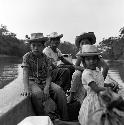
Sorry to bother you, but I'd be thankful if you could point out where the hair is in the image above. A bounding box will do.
[80,37,93,45]
[81,55,100,68]
[50,37,60,41]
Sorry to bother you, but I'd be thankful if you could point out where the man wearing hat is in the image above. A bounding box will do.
[21,33,69,120]
[43,32,75,92]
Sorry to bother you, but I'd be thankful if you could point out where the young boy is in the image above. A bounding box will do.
[21,33,69,120]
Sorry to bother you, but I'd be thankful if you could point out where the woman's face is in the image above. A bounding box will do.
[30,42,45,55]
[84,56,99,70]
[80,39,92,48]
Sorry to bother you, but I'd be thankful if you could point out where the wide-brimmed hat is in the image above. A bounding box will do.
[47,32,63,39]
[75,32,96,48]
[76,45,100,57]
[26,33,48,43]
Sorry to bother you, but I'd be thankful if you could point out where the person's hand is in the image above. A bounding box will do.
[74,65,84,71]
[67,95,73,103]
[21,88,32,97]
[43,86,50,102]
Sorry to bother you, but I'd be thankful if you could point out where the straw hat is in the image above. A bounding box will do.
[75,32,96,48]
[47,32,63,39]
[76,45,100,57]
[26,33,48,43]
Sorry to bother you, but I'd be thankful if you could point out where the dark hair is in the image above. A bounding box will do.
[81,55,100,68]
[50,37,60,41]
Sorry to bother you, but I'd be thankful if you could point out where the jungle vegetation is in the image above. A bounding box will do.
[0,24,124,60]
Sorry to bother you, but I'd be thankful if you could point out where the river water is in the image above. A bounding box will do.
[0,57,124,88]
[0,56,22,89]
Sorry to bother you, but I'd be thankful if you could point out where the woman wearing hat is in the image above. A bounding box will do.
[68,32,109,104]
[21,33,69,120]
[43,32,75,92]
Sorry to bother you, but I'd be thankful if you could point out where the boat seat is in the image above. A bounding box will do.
[18,116,53,125]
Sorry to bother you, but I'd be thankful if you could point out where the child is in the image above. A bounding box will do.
[68,32,109,104]
[21,33,69,120]
[77,45,107,125]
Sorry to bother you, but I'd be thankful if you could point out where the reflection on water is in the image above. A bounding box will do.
[107,60,124,83]
[0,57,22,88]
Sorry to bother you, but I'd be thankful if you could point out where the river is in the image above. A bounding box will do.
[0,56,22,89]
[0,57,124,88]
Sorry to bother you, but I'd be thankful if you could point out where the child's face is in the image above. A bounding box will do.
[30,42,45,55]
[80,39,92,48]
[84,56,99,70]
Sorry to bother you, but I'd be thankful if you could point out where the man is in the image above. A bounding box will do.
[21,33,69,120]
[43,32,75,92]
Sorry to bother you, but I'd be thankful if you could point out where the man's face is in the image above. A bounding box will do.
[50,38,60,49]
[30,42,45,55]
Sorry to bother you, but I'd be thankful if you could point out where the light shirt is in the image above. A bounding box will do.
[43,46,63,66]
[82,67,104,95]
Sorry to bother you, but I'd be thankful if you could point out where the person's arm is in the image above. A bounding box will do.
[88,81,106,94]
[98,57,109,80]
[67,92,76,103]
[21,67,31,96]
[59,56,73,65]
[75,56,82,66]
[21,54,31,96]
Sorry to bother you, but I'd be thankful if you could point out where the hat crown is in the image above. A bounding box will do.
[47,32,63,38]
[30,33,44,40]
[75,45,100,57]
[75,32,96,48]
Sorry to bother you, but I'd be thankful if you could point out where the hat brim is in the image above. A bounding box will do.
[76,52,100,57]
[49,34,63,39]
[26,37,48,43]
[75,33,96,48]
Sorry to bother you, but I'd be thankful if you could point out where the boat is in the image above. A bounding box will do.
[0,56,122,125]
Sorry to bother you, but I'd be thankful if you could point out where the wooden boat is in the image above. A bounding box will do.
[0,57,123,125]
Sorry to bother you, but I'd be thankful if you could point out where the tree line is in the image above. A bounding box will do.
[0,25,78,58]
[1,24,124,60]
[99,27,124,60]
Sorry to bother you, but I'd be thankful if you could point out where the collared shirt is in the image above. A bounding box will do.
[43,46,63,66]
[22,51,54,82]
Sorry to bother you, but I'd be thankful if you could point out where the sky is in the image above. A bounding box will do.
[0,0,124,44]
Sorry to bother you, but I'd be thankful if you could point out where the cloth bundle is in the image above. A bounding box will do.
[87,88,124,125]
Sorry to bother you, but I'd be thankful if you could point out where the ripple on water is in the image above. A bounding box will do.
[0,64,19,88]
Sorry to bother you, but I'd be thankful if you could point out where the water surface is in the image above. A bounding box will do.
[0,56,22,88]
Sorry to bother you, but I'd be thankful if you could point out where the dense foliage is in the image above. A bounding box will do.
[0,25,27,57]
[0,24,78,58]
[1,24,124,60]
[98,27,124,60]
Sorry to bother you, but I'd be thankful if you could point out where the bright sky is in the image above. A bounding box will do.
[0,0,124,44]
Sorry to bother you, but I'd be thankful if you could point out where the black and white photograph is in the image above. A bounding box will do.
[0,0,124,125]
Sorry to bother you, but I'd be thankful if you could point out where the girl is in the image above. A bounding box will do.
[68,32,109,104]
[77,45,107,125]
